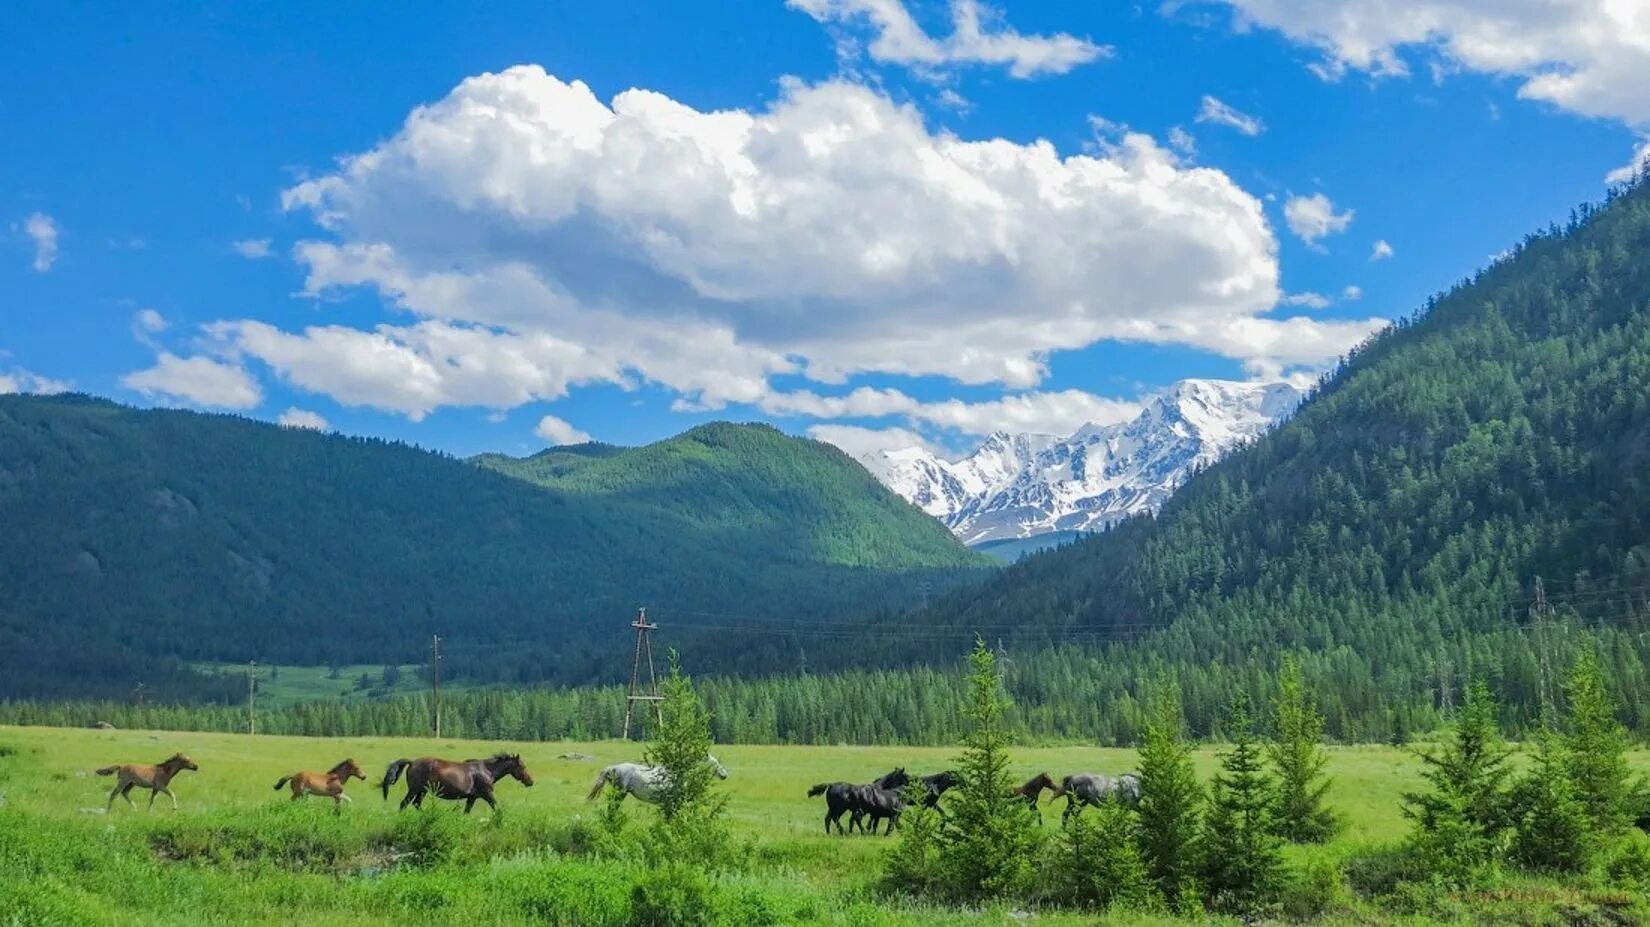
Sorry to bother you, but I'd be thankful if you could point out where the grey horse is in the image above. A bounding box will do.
[1050,772,1141,822]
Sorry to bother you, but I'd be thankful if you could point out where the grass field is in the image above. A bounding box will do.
[1,725,1647,925]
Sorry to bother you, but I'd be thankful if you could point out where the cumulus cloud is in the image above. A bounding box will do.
[1342,284,1363,301]
[134,308,168,334]
[121,353,263,409]
[1284,192,1354,248]
[277,407,329,430]
[534,413,592,445]
[259,67,1374,423]
[1607,138,1650,184]
[22,212,58,272]
[1212,0,1650,126]
[1283,291,1332,309]
[808,423,943,458]
[0,367,71,395]
[789,0,1108,78]
[1196,95,1264,135]
[232,238,274,259]
[1370,239,1395,261]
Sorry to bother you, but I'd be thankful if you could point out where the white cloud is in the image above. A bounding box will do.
[260,66,1375,426]
[1284,192,1354,248]
[1342,284,1363,301]
[1370,239,1395,261]
[0,367,71,395]
[907,389,1141,436]
[808,423,942,458]
[277,407,329,430]
[789,0,1108,78]
[232,238,274,259]
[1167,125,1197,158]
[534,413,592,445]
[1607,138,1650,184]
[22,212,58,272]
[1283,291,1332,309]
[121,352,263,409]
[134,308,168,334]
[1213,0,1650,126]
[1196,95,1264,135]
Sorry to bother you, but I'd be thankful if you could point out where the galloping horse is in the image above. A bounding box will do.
[97,753,198,812]
[587,754,728,804]
[807,768,907,835]
[381,754,534,813]
[1010,772,1058,821]
[916,770,959,814]
[1050,772,1141,822]
[274,758,366,813]
[853,779,909,835]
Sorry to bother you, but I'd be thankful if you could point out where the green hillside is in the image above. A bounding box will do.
[0,399,989,700]
[890,181,1650,735]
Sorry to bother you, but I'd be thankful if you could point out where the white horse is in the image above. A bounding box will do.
[586,754,728,804]
[1050,772,1141,822]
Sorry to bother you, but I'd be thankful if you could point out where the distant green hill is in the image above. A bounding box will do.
[890,181,1650,735]
[0,399,990,700]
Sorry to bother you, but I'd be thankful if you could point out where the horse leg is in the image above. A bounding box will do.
[147,788,158,811]
[464,796,477,814]
[106,783,122,811]
[481,792,498,812]
[165,787,179,811]
[121,783,136,808]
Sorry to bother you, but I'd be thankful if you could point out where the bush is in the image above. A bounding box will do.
[1279,854,1351,921]
[389,806,468,869]
[1050,802,1158,912]
[629,864,716,927]
[1604,836,1650,891]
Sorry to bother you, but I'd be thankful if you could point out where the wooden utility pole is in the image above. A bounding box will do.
[431,634,442,739]
[622,608,663,740]
[247,660,257,735]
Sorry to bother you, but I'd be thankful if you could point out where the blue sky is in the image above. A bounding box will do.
[5,0,1646,459]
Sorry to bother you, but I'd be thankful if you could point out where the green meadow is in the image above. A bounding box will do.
[2,725,1648,925]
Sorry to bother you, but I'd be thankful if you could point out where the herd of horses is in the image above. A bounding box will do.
[806,767,1141,835]
[92,750,723,815]
[92,750,1137,834]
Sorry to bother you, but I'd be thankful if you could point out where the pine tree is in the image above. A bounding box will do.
[1562,649,1633,836]
[1401,681,1512,883]
[1509,730,1594,873]
[1136,681,1203,911]
[1054,802,1157,911]
[1201,695,1285,913]
[940,637,1042,902]
[1268,655,1340,843]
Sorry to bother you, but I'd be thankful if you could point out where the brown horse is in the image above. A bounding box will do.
[1010,772,1057,822]
[380,753,533,813]
[273,758,366,813]
[97,753,199,812]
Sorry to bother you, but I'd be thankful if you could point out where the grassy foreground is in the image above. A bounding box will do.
[0,725,1644,925]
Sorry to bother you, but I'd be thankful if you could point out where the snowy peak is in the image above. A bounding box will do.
[859,379,1304,545]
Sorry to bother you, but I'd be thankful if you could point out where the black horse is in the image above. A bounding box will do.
[916,770,959,814]
[380,753,534,813]
[807,768,907,835]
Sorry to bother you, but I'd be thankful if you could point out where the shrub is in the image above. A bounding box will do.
[1603,835,1650,891]
[629,864,717,927]
[1280,854,1351,921]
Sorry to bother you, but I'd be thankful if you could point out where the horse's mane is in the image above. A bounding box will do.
[486,752,521,765]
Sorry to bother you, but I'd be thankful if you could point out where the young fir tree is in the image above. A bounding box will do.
[1509,730,1595,873]
[939,638,1042,902]
[1562,648,1633,836]
[1401,681,1512,881]
[1200,695,1285,913]
[1135,681,1203,912]
[1268,655,1341,843]
[642,652,729,863]
[1054,801,1158,912]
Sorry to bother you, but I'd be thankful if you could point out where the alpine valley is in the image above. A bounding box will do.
[858,379,1303,549]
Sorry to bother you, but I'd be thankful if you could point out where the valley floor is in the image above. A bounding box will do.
[1,726,1646,925]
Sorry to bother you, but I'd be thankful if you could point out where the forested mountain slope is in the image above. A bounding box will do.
[0,400,989,700]
[890,181,1650,735]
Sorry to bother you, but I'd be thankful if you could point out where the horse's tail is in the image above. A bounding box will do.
[807,783,831,798]
[273,776,292,791]
[94,765,118,776]
[586,768,612,801]
[380,759,411,799]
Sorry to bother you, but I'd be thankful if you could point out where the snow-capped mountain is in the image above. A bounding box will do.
[860,379,1304,545]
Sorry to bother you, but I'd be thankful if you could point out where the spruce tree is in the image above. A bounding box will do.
[642,652,729,864]
[1401,681,1511,882]
[940,637,1041,902]
[1268,655,1340,843]
[1055,802,1157,911]
[1136,681,1203,911]
[1201,695,1285,913]
[1509,730,1594,873]
[1562,648,1633,836]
